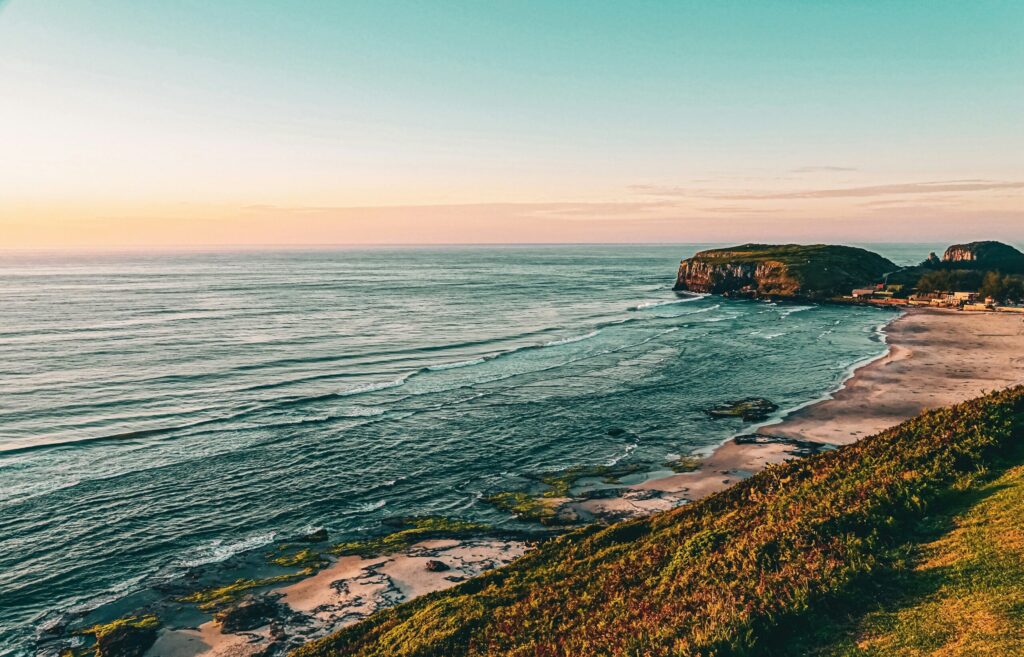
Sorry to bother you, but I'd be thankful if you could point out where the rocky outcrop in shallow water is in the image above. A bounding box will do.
[706,398,779,422]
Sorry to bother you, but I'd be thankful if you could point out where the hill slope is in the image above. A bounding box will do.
[294,386,1024,657]
[673,244,897,299]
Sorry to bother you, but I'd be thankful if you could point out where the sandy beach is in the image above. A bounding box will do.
[147,538,529,657]
[575,308,1024,517]
[146,308,1024,657]
[766,308,1024,443]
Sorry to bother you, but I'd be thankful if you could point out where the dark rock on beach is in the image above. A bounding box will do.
[706,398,778,422]
[214,596,281,633]
[733,432,836,457]
[92,618,159,657]
[424,560,450,572]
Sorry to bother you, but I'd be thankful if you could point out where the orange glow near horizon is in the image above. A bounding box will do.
[3,186,1023,249]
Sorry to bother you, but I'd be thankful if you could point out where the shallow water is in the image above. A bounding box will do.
[0,244,928,654]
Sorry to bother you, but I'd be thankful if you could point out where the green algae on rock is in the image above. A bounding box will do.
[79,614,159,657]
[331,517,491,557]
[705,397,779,421]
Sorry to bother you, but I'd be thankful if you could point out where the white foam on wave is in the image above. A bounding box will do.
[179,531,279,568]
[544,330,600,347]
[345,407,386,417]
[779,305,814,317]
[682,303,720,315]
[427,357,487,371]
[453,490,484,511]
[354,499,387,513]
[605,441,638,466]
[337,377,407,397]
[630,294,706,311]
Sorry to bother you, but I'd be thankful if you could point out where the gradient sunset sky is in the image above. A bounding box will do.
[1,1,1022,248]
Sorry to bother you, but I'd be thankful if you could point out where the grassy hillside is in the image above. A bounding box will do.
[293,386,1024,657]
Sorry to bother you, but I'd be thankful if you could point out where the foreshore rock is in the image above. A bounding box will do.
[706,398,778,421]
[732,433,835,457]
[91,616,159,657]
[214,596,281,633]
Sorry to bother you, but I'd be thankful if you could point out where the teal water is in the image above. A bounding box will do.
[0,245,927,655]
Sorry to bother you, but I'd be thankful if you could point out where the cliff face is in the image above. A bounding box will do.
[942,241,1024,273]
[674,244,897,299]
[675,258,797,296]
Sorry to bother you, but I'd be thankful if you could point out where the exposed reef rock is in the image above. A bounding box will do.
[214,596,283,633]
[85,615,159,657]
[706,398,779,422]
[296,528,329,543]
[674,244,897,299]
[942,241,1024,273]
[732,432,836,457]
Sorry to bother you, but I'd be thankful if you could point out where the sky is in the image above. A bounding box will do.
[1,0,1022,248]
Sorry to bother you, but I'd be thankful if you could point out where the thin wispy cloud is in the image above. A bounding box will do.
[791,166,859,173]
[700,205,781,214]
[632,180,1024,201]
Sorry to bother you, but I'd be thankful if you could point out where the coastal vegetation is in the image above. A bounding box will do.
[293,386,1024,657]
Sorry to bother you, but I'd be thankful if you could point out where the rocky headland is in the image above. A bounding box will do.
[940,240,1024,273]
[672,243,897,300]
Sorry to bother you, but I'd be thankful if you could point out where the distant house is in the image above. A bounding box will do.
[852,288,875,298]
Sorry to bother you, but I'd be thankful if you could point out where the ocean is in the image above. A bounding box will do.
[0,244,937,654]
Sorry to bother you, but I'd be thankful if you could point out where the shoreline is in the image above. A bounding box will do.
[610,308,1024,512]
[144,307,1024,657]
[565,307,903,519]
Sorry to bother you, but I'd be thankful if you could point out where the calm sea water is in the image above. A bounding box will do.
[0,244,934,654]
